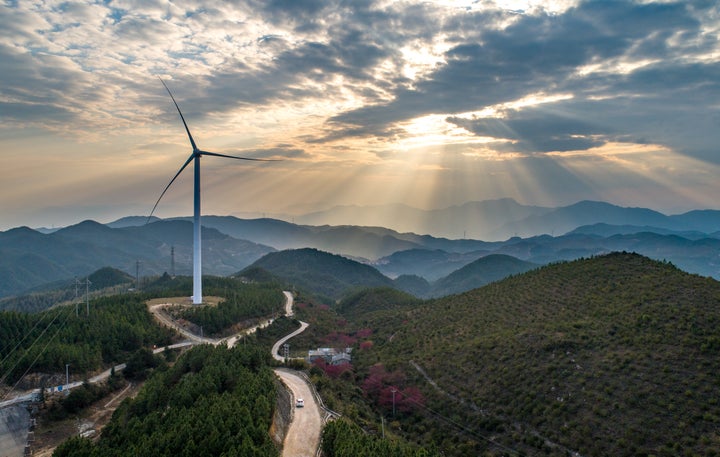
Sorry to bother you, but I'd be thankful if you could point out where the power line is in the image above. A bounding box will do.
[403,396,527,456]
[1,304,76,401]
[0,308,67,387]
[0,312,53,370]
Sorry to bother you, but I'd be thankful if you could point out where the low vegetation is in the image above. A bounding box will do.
[341,253,720,456]
[322,418,439,456]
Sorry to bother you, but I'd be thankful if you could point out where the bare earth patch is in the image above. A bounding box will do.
[31,382,142,456]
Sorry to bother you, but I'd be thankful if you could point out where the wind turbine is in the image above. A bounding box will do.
[149,77,277,304]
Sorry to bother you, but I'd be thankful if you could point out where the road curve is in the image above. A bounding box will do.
[282,291,294,317]
[3,289,328,457]
[2,292,294,407]
[271,321,309,362]
[274,369,323,457]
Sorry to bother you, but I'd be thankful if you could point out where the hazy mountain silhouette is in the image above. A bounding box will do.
[107,216,161,228]
[567,223,714,240]
[292,199,720,240]
[294,198,550,239]
[0,220,274,297]
[4,199,720,297]
[374,249,491,281]
[491,200,669,239]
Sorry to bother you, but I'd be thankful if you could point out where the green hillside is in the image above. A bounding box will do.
[0,294,175,386]
[242,248,394,301]
[87,267,134,289]
[0,266,131,313]
[346,253,720,456]
[337,287,421,321]
[429,254,538,297]
[393,274,431,297]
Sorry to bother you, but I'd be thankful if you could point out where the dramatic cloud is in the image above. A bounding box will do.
[0,0,719,229]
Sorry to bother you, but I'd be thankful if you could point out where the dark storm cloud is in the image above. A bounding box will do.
[164,0,451,117]
[0,43,94,125]
[2,0,718,165]
[192,6,408,113]
[324,1,719,162]
[244,0,329,29]
[447,112,608,153]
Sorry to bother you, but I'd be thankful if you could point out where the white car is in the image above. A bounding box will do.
[296,398,304,408]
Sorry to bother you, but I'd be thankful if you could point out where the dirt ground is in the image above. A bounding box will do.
[145,296,224,307]
[30,381,142,456]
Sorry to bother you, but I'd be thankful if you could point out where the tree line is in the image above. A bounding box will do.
[180,283,285,336]
[54,344,279,457]
[0,294,174,386]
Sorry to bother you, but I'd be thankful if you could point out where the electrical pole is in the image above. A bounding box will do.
[136,260,141,290]
[85,278,91,316]
[65,363,70,395]
[391,388,397,417]
[74,278,81,317]
[171,246,175,278]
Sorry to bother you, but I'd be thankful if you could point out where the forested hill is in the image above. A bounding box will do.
[428,253,537,297]
[240,248,394,300]
[351,253,720,456]
[0,266,134,313]
[54,345,278,457]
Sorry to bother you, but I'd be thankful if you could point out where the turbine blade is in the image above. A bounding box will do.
[158,77,199,152]
[199,150,282,162]
[147,154,195,224]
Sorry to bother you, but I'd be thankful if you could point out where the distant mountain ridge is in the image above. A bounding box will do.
[238,248,537,300]
[567,223,713,239]
[0,220,275,297]
[3,199,720,298]
[294,198,551,239]
[292,199,720,240]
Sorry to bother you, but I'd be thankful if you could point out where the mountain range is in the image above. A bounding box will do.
[292,199,720,240]
[1,199,719,299]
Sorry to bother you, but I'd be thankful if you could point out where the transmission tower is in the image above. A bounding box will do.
[74,278,81,317]
[283,343,290,362]
[171,246,175,278]
[85,278,91,316]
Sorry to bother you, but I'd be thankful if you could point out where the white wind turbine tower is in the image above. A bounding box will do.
[149,78,277,304]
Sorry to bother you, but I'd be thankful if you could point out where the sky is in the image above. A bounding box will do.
[1,0,719,231]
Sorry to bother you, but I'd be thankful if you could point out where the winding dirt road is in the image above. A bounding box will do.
[274,369,323,457]
[271,321,309,362]
[150,290,324,456]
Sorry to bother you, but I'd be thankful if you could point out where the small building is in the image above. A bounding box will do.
[307,347,352,365]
